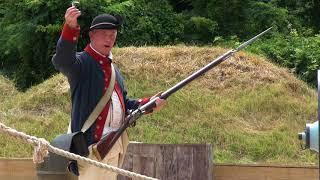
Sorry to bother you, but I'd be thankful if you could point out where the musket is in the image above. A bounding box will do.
[92,27,273,160]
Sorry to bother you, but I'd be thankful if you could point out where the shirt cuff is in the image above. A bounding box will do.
[138,97,151,106]
[61,23,80,42]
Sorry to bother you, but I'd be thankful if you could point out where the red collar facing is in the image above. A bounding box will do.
[84,44,112,66]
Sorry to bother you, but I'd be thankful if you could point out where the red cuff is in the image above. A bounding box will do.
[138,97,150,106]
[61,23,80,42]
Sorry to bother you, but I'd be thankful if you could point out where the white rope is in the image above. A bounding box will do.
[0,122,158,180]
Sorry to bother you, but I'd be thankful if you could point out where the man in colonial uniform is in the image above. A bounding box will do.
[52,5,164,180]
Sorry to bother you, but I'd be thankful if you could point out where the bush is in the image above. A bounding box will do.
[193,0,251,37]
[249,33,320,86]
[0,0,111,90]
[183,16,218,44]
[0,0,65,89]
[1,0,320,89]
[104,0,184,46]
[244,2,291,37]
[0,0,186,89]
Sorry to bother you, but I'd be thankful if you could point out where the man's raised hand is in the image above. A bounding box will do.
[64,6,81,29]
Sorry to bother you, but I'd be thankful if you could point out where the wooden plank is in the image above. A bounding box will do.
[213,164,319,180]
[117,153,133,180]
[0,150,318,180]
[192,144,212,180]
[176,145,193,179]
[154,144,165,179]
[132,144,157,158]
[0,158,36,180]
[132,155,155,179]
[162,145,178,180]
[120,144,212,180]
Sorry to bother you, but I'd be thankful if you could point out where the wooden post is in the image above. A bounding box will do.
[117,143,213,180]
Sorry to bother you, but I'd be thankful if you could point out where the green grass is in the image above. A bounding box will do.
[0,46,318,165]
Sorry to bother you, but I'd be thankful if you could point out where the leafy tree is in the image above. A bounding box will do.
[104,0,184,46]
[0,0,110,89]
[0,0,66,89]
[272,0,320,33]
[2,0,320,88]
[183,16,218,44]
[191,0,251,37]
[167,0,192,13]
[244,1,290,37]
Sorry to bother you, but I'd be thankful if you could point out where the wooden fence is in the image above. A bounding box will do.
[0,143,318,180]
[0,159,317,180]
[214,164,319,180]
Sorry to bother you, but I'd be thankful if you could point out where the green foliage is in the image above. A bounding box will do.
[244,2,290,36]
[196,0,251,37]
[0,0,69,89]
[1,0,320,88]
[183,16,218,44]
[0,0,110,90]
[104,0,184,46]
[272,0,320,31]
[0,0,186,89]
[190,0,293,38]
[249,33,320,86]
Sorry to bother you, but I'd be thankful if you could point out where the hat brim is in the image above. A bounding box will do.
[89,24,120,31]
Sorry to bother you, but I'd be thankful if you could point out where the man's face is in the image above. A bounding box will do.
[89,29,117,55]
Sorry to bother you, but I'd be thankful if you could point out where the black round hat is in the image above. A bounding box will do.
[89,14,123,31]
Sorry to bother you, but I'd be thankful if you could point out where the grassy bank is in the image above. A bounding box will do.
[0,46,317,165]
